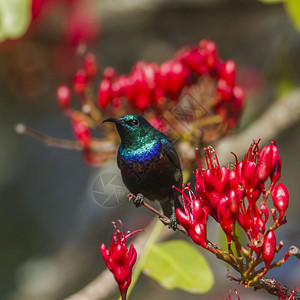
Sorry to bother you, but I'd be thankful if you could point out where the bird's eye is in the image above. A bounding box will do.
[128,119,139,126]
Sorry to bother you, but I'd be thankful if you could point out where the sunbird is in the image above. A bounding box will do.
[102,114,183,230]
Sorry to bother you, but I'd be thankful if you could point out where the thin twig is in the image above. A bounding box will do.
[15,123,116,153]
[289,246,300,259]
[128,193,187,234]
[227,271,300,299]
[15,123,83,150]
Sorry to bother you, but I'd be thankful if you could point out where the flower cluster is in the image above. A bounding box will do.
[100,220,140,300]
[174,185,209,250]
[96,40,244,128]
[175,140,290,280]
[55,40,245,167]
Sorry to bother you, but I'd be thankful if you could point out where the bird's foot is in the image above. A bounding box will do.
[133,193,144,208]
[169,213,178,231]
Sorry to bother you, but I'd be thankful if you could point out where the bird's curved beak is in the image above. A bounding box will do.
[101,117,124,125]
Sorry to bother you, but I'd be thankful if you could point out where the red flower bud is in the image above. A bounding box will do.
[100,221,139,300]
[56,85,71,109]
[213,58,223,77]
[72,116,91,148]
[199,40,217,69]
[181,48,208,75]
[203,169,216,192]
[218,166,230,195]
[251,188,261,202]
[73,69,88,95]
[134,93,150,111]
[97,79,112,109]
[243,161,256,189]
[83,53,98,79]
[228,169,239,191]
[256,145,272,182]
[154,86,165,102]
[270,157,281,188]
[228,190,239,216]
[256,143,278,182]
[232,86,244,110]
[130,68,147,95]
[270,141,279,170]
[207,191,221,212]
[169,61,190,94]
[271,182,289,222]
[217,78,233,102]
[190,223,207,249]
[159,60,189,95]
[263,230,276,269]
[221,60,236,87]
[103,67,116,80]
[260,203,269,223]
[217,197,234,240]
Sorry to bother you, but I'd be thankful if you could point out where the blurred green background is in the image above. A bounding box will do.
[1,0,300,299]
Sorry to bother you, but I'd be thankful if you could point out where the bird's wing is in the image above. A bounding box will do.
[161,139,182,184]
[162,140,181,169]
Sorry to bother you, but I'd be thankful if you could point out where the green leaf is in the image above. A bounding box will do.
[0,0,31,42]
[142,240,214,294]
[285,0,300,32]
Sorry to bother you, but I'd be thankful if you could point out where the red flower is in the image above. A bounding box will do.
[195,147,231,221]
[100,221,140,300]
[73,69,88,95]
[83,53,98,79]
[187,140,288,255]
[97,78,113,109]
[181,47,209,75]
[130,61,159,110]
[71,115,91,148]
[93,39,244,115]
[262,230,276,270]
[272,182,289,223]
[158,60,190,97]
[56,85,71,109]
[217,193,239,241]
[256,141,279,183]
[175,185,208,249]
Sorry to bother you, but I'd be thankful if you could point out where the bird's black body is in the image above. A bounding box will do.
[102,114,183,229]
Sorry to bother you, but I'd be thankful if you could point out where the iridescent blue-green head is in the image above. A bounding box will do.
[102,114,161,148]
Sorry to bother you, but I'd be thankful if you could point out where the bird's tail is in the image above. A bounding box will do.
[160,198,183,219]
